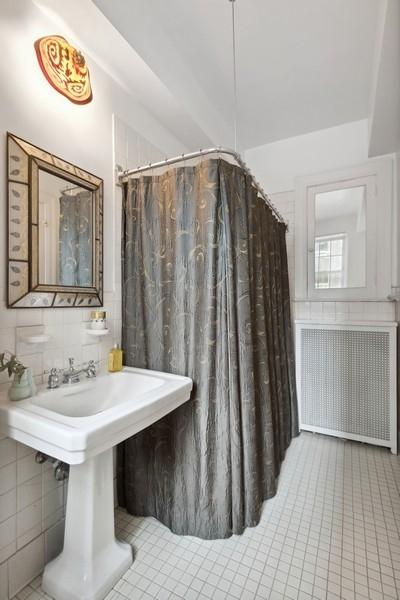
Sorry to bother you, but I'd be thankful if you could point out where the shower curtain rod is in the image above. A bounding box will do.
[117,147,287,228]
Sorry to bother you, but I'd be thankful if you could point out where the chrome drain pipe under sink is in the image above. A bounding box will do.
[35,451,69,481]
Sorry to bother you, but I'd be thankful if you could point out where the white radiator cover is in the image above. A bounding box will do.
[295,321,397,454]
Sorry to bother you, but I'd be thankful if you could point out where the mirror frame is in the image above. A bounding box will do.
[7,132,103,308]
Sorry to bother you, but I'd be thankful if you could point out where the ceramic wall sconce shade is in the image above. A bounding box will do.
[34,35,93,104]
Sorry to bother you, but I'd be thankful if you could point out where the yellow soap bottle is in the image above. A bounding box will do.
[108,344,123,372]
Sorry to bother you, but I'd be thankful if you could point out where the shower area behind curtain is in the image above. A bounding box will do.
[118,158,298,539]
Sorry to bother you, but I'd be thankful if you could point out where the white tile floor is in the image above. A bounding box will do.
[13,432,400,600]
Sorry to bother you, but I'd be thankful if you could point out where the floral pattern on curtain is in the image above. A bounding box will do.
[118,159,298,539]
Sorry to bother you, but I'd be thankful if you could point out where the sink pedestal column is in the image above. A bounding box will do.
[42,448,132,600]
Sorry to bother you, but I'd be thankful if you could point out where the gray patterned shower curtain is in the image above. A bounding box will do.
[118,159,298,539]
[59,191,92,286]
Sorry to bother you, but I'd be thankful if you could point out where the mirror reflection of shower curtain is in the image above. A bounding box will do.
[119,159,298,539]
[58,191,92,286]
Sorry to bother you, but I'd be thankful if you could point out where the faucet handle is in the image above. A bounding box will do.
[46,367,61,389]
[84,359,98,378]
[44,367,61,375]
[81,360,99,367]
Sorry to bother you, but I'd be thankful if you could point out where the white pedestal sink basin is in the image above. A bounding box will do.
[0,367,192,600]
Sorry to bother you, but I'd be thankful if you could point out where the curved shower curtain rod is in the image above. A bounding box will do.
[117,146,288,229]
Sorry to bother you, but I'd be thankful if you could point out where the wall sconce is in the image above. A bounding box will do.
[34,35,92,105]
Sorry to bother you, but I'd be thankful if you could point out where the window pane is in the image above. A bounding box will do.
[314,234,346,290]
[331,256,342,271]
[319,257,330,272]
[317,241,330,255]
[331,239,343,255]
[316,272,329,288]
[329,272,342,288]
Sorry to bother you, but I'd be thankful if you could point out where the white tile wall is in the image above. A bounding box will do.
[0,290,122,598]
[8,536,44,598]
[271,191,397,323]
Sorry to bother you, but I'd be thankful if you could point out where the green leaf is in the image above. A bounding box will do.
[0,351,26,381]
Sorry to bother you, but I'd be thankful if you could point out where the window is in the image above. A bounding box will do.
[314,234,345,288]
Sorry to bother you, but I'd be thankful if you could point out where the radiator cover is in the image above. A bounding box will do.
[295,321,397,454]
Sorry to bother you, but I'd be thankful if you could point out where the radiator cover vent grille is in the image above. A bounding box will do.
[296,322,396,453]
[301,329,389,439]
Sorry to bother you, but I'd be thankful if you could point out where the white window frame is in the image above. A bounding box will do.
[295,157,393,301]
[314,233,347,289]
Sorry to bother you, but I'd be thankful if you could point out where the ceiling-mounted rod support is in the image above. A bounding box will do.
[229,0,238,152]
[118,146,287,229]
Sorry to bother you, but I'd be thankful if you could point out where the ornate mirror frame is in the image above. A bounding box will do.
[7,132,103,308]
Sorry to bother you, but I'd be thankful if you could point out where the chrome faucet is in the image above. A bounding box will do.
[63,358,82,384]
[63,358,98,383]
[45,358,98,388]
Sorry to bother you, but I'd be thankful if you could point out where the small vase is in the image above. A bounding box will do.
[8,368,34,402]
[26,367,37,396]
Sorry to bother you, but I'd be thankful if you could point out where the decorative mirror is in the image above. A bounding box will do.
[7,132,103,308]
[295,158,392,301]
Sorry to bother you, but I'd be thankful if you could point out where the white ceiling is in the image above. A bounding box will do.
[93,0,382,150]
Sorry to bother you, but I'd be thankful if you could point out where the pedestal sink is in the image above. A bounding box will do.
[0,367,193,600]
